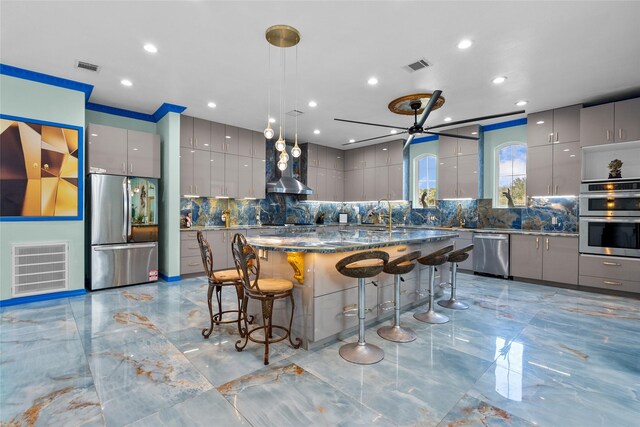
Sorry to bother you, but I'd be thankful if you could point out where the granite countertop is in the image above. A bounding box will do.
[245,229,458,253]
[399,225,578,238]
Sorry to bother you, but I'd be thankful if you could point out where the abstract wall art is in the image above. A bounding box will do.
[0,115,83,219]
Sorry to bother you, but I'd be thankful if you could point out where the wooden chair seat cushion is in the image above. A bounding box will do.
[257,278,294,292]
[211,268,242,283]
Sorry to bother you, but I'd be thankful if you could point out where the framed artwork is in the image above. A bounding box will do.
[0,114,83,220]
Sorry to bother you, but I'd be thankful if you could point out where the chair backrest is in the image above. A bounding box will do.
[383,250,421,275]
[231,233,262,292]
[448,244,474,263]
[335,250,389,279]
[197,231,219,282]
[417,244,454,266]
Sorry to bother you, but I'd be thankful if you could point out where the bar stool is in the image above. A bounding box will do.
[377,251,422,343]
[231,233,301,365]
[197,231,251,339]
[414,245,454,324]
[438,245,474,310]
[335,251,389,364]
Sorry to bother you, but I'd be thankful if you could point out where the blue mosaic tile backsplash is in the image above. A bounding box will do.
[181,195,578,232]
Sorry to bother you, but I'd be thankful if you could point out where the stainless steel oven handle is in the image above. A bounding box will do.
[602,261,621,266]
[580,193,640,199]
[580,217,640,223]
[604,280,622,286]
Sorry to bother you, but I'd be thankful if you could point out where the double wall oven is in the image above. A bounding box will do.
[579,180,640,257]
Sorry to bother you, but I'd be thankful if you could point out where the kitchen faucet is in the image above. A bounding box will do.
[378,198,393,233]
[221,199,231,228]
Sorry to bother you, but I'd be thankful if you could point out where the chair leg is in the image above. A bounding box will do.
[202,283,215,339]
[235,295,250,352]
[234,284,245,337]
[377,274,417,343]
[438,262,469,310]
[414,266,449,324]
[288,293,302,349]
[261,299,274,365]
[213,285,223,325]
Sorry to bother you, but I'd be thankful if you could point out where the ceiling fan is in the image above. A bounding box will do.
[335,90,525,149]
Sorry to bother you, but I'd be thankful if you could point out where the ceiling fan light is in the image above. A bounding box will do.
[264,124,275,139]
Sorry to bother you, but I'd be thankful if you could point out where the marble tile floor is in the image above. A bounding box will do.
[1,274,639,426]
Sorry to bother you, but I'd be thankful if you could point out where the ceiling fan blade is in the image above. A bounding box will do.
[334,118,406,131]
[424,131,478,140]
[426,110,525,131]
[403,89,442,150]
[342,131,408,146]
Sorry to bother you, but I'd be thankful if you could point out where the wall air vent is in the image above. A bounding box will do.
[75,60,100,72]
[286,110,304,117]
[405,59,431,72]
[12,242,68,297]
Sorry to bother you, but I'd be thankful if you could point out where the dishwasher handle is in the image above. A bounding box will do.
[473,234,509,240]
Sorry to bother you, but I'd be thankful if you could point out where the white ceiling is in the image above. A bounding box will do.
[2,1,640,149]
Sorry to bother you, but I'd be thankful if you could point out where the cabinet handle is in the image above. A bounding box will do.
[603,261,621,266]
[129,163,133,174]
[195,185,198,193]
[548,133,552,143]
[606,130,611,141]
[226,143,230,152]
[189,185,193,194]
[545,238,549,251]
[604,280,622,286]
[535,237,539,249]
[618,129,622,140]
[548,185,551,195]
[555,132,559,142]
[555,185,558,195]
[122,162,126,174]
[190,137,193,147]
[194,137,197,147]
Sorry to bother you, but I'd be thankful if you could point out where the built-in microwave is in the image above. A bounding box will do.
[579,217,640,257]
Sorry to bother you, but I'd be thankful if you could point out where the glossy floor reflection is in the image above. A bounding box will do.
[1,273,639,426]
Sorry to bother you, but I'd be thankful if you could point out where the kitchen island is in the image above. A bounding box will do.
[245,228,457,349]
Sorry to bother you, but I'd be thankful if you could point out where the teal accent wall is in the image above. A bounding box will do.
[409,138,439,207]
[482,125,527,201]
[156,112,181,278]
[85,110,157,133]
[0,75,86,300]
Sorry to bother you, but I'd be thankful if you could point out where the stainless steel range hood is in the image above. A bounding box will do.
[266,146,314,195]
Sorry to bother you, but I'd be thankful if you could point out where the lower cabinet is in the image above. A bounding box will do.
[453,231,474,271]
[313,283,378,341]
[510,235,578,285]
[579,254,640,293]
[180,229,240,275]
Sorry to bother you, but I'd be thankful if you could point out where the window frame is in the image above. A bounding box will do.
[493,142,527,208]
[413,153,438,208]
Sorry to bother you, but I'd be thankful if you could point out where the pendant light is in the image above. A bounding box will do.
[264,44,275,140]
[265,25,302,169]
[291,44,302,158]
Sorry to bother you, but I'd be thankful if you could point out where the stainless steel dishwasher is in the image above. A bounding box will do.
[472,233,510,278]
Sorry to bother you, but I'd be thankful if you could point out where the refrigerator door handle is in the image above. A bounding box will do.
[126,179,133,239]
[94,243,157,251]
[122,178,128,241]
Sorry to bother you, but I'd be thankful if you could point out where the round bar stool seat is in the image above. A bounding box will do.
[414,245,454,324]
[438,245,474,310]
[336,251,389,365]
[377,251,421,343]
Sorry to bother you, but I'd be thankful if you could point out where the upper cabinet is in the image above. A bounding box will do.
[180,116,211,150]
[88,124,160,178]
[437,125,479,199]
[527,105,580,147]
[306,143,346,201]
[580,97,640,147]
[438,126,479,158]
[374,141,403,166]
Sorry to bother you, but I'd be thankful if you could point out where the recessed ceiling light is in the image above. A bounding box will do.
[444,117,452,122]
[207,102,216,108]
[120,79,133,87]
[536,120,544,124]
[492,76,507,84]
[349,139,355,143]
[570,154,576,157]
[313,129,320,135]
[308,100,317,108]
[382,148,388,151]
[143,43,158,53]
[269,117,276,123]
[516,100,528,107]
[563,148,570,152]
[367,77,378,86]
[390,129,398,134]
[225,135,231,139]
[457,39,473,49]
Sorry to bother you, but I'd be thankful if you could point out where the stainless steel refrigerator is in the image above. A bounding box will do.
[88,174,159,290]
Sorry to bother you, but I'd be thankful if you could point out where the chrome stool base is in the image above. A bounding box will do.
[339,342,384,365]
[377,325,417,343]
[414,310,449,324]
[438,299,469,310]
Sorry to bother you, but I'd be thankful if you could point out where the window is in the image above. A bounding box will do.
[415,154,437,207]
[495,143,526,207]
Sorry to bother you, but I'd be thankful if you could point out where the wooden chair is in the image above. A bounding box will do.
[231,233,301,365]
[197,231,252,339]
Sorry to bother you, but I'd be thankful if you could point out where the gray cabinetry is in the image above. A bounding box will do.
[345,169,363,201]
[456,126,480,156]
[438,134,458,158]
[238,156,253,198]
[224,154,239,198]
[363,145,377,169]
[375,140,403,166]
[456,155,479,198]
[510,235,543,280]
[180,147,210,196]
[528,105,580,147]
[223,125,239,155]
[579,254,640,293]
[362,167,376,201]
[581,98,640,147]
[87,124,128,175]
[552,141,581,196]
[345,148,363,170]
[210,122,226,153]
[526,145,553,197]
[437,157,458,199]
[388,164,403,200]
[252,158,266,199]
[374,166,389,199]
[127,130,160,178]
[210,152,225,196]
[511,234,578,285]
[238,128,254,157]
[452,231,474,271]
[180,116,210,149]
[252,131,266,159]
[87,124,160,178]
[305,143,344,201]
[437,127,479,199]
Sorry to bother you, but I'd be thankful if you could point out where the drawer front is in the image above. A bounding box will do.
[579,275,640,294]
[181,255,204,274]
[579,255,640,282]
[313,284,378,342]
[180,240,201,258]
[181,231,198,241]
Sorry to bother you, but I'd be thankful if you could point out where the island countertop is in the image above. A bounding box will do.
[245,228,458,253]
